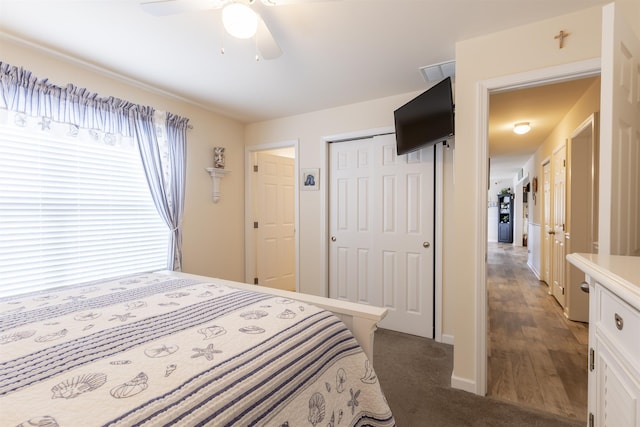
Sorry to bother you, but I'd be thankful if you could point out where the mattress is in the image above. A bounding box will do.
[0,273,394,426]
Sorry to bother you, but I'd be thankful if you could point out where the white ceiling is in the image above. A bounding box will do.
[0,0,608,178]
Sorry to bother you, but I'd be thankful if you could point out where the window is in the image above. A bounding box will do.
[0,110,170,297]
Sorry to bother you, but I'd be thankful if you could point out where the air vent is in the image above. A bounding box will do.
[419,60,456,82]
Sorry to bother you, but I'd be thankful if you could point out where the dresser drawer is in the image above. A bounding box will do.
[597,285,640,362]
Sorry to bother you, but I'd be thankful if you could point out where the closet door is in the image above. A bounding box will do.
[329,134,435,338]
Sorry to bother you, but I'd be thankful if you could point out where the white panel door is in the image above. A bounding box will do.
[255,152,295,291]
[328,138,374,304]
[542,160,552,288]
[600,3,640,256]
[551,146,566,307]
[329,134,435,338]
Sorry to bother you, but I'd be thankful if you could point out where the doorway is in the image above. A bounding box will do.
[486,73,599,420]
[245,142,299,292]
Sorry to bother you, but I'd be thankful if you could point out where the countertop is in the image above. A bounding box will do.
[567,253,640,310]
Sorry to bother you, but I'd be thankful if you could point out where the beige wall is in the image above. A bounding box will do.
[453,5,602,389]
[246,93,457,339]
[617,0,640,39]
[0,36,248,283]
[245,92,415,298]
[528,78,601,227]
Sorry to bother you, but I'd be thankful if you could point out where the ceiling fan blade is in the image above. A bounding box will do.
[256,18,282,60]
[140,0,227,16]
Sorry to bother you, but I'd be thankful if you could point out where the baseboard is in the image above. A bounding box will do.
[527,262,541,280]
[451,373,477,394]
[441,334,454,345]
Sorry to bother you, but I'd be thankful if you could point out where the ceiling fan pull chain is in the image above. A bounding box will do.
[220,22,226,55]
[255,36,260,62]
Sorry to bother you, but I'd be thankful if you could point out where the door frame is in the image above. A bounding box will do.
[476,58,601,395]
[551,143,567,305]
[245,140,300,290]
[541,155,552,290]
[322,126,446,342]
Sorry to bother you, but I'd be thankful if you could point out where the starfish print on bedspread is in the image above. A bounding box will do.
[347,388,360,415]
[109,313,136,322]
[191,343,222,361]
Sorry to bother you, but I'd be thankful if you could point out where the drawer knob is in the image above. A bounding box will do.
[579,281,590,293]
[614,313,624,331]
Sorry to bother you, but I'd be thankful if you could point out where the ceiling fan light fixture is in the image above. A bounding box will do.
[222,3,258,39]
[513,122,531,135]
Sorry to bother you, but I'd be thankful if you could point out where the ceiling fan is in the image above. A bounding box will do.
[140,0,329,60]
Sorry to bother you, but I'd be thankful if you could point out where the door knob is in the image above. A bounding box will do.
[548,230,555,235]
[423,241,430,248]
[331,236,336,242]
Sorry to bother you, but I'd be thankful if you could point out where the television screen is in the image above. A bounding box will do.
[394,77,454,155]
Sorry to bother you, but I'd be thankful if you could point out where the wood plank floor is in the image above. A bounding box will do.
[487,242,589,422]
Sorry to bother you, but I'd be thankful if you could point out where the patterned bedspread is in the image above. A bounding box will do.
[0,273,394,427]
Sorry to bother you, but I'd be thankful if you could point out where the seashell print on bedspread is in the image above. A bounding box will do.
[0,276,204,332]
[0,329,35,344]
[0,272,395,427]
[51,373,107,399]
[110,372,149,399]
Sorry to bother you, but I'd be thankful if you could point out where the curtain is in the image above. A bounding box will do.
[134,110,189,271]
[165,112,189,270]
[0,62,189,271]
[0,63,136,136]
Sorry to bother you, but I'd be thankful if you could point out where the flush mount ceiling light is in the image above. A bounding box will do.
[513,122,531,135]
[222,3,259,39]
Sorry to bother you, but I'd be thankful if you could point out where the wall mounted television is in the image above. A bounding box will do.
[394,76,454,155]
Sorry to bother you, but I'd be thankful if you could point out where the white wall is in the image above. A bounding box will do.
[0,36,248,283]
[452,5,603,392]
[528,223,542,277]
[513,175,526,248]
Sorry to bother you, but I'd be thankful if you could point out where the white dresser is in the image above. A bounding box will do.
[567,253,640,427]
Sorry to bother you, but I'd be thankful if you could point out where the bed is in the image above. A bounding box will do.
[0,271,394,427]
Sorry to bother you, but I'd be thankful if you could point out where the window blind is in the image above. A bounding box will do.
[0,115,170,298]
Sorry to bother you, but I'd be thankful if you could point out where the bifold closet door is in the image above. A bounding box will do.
[329,134,435,338]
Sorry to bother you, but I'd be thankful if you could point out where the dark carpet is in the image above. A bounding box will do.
[373,329,583,427]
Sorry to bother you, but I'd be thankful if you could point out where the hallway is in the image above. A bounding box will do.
[487,242,589,422]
